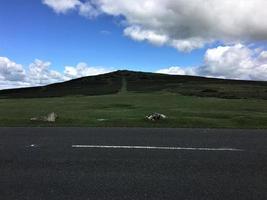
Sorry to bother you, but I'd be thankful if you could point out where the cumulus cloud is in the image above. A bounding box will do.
[170,38,208,53]
[27,59,64,86]
[124,26,168,46]
[42,0,267,52]
[42,0,81,13]
[157,44,267,81]
[0,81,30,90]
[157,67,189,76]
[64,62,111,79]
[78,1,101,18]
[43,0,100,18]
[0,57,25,82]
[0,57,112,89]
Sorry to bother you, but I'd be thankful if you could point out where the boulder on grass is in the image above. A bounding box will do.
[146,113,167,121]
[30,112,58,123]
[45,112,58,122]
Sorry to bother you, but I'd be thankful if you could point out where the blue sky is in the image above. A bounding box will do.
[0,0,204,71]
[0,0,267,89]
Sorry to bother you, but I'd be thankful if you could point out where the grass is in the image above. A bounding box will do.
[1,92,267,128]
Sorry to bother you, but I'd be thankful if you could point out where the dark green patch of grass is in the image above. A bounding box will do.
[97,103,137,109]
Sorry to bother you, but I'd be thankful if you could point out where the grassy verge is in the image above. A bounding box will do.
[0,92,267,128]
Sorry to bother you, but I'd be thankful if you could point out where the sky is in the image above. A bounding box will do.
[1,0,267,89]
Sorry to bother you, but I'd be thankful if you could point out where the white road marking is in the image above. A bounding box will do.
[72,145,243,152]
[27,144,40,148]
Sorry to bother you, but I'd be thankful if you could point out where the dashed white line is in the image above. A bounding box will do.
[71,145,243,152]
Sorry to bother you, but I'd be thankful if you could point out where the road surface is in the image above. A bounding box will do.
[0,128,267,200]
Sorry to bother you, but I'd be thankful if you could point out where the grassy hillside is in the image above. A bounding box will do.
[1,70,267,128]
[1,70,267,99]
[0,71,122,98]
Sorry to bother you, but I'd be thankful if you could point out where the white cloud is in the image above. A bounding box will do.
[157,44,267,81]
[0,57,25,82]
[0,58,112,90]
[0,81,30,90]
[96,0,267,51]
[42,0,81,13]
[42,0,267,52]
[157,67,188,76]
[27,59,64,86]
[43,0,100,18]
[78,1,101,18]
[124,26,168,46]
[170,38,208,53]
[64,62,111,79]
[200,44,254,80]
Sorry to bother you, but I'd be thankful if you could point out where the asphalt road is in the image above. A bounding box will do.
[0,128,267,200]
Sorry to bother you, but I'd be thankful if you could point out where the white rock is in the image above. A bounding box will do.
[146,113,167,121]
[30,112,58,123]
[46,112,57,122]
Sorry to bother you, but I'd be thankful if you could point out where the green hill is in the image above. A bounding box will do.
[1,70,267,128]
[1,70,267,99]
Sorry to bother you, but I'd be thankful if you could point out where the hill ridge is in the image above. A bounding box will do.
[1,70,267,99]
